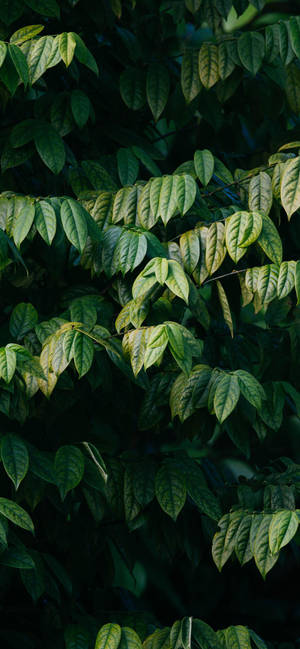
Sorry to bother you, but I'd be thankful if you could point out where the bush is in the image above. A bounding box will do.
[1,1,300,647]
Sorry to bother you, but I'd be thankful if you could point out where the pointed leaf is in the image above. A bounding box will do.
[198,43,219,89]
[181,49,201,102]
[269,510,299,555]
[34,123,65,174]
[61,199,88,253]
[0,497,34,532]
[180,230,200,273]
[281,156,300,219]
[59,32,76,67]
[214,373,240,423]
[206,222,226,275]
[212,511,244,570]
[146,63,170,121]
[0,347,16,383]
[1,433,29,489]
[95,624,122,649]
[238,32,265,75]
[175,174,197,215]
[35,200,56,245]
[248,172,273,215]
[165,260,189,303]
[257,214,282,264]
[216,281,234,338]
[54,445,85,500]
[252,514,279,578]
[155,463,186,521]
[73,332,94,377]
[9,302,38,340]
[234,370,265,409]
[194,150,214,186]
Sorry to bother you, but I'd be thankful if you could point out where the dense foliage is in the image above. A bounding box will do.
[2,0,300,647]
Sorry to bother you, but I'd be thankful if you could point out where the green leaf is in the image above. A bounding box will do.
[269,510,299,555]
[235,514,253,565]
[155,463,186,521]
[216,281,234,338]
[295,260,300,305]
[248,172,273,215]
[180,230,200,273]
[119,627,143,649]
[28,445,55,484]
[35,200,56,245]
[194,150,214,186]
[193,619,222,649]
[64,625,90,649]
[198,43,219,89]
[234,370,265,409]
[10,24,44,45]
[146,63,170,121]
[256,264,279,303]
[12,201,35,248]
[285,63,300,113]
[132,459,156,506]
[95,624,122,649]
[212,511,244,571]
[166,322,192,374]
[10,119,38,147]
[175,174,197,215]
[206,222,226,275]
[277,261,295,299]
[70,298,98,328]
[59,32,76,67]
[73,331,94,377]
[117,148,139,186]
[181,49,201,103]
[237,32,265,75]
[120,67,145,110]
[214,373,240,423]
[185,0,202,13]
[24,0,60,17]
[289,16,300,59]
[70,89,90,129]
[187,480,221,521]
[0,347,16,383]
[1,433,29,489]
[61,199,88,253]
[9,303,38,340]
[133,146,162,177]
[225,211,262,263]
[0,497,34,532]
[27,35,54,84]
[218,41,235,80]
[257,214,282,264]
[116,231,147,275]
[72,33,99,75]
[0,547,35,569]
[9,44,29,86]
[144,325,168,370]
[0,42,7,67]
[54,445,85,500]
[281,156,300,219]
[149,176,178,225]
[249,630,268,649]
[132,259,157,298]
[252,514,279,578]
[170,364,212,421]
[165,260,189,303]
[225,626,251,649]
[34,123,65,174]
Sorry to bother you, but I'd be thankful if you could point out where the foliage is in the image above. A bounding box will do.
[1,0,300,647]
